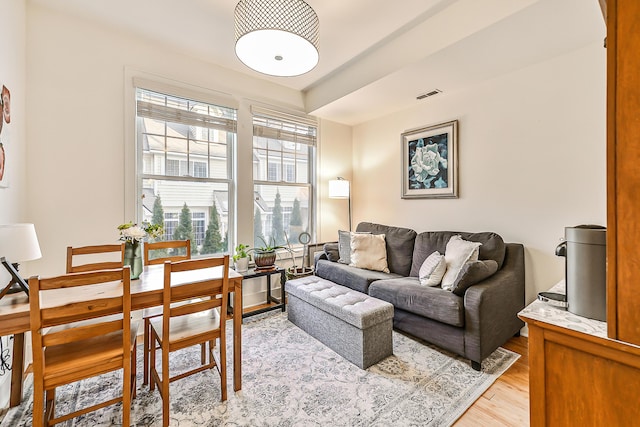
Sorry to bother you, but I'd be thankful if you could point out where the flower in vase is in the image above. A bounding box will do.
[117,221,163,243]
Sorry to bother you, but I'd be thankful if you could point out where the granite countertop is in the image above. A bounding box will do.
[518,280,607,339]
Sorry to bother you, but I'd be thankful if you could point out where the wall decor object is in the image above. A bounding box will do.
[401,120,458,199]
[0,84,11,188]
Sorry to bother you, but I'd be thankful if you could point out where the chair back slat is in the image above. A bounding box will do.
[43,318,124,347]
[66,244,125,274]
[170,298,221,318]
[144,240,191,265]
[169,279,225,303]
[38,268,126,290]
[41,296,124,328]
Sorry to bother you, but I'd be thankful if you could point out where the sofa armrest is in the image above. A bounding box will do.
[314,251,328,269]
[462,243,525,363]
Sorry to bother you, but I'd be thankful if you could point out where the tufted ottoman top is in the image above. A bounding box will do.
[285,276,394,329]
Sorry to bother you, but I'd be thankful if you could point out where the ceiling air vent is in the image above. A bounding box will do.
[416,89,442,100]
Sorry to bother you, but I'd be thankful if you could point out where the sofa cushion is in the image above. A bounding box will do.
[368,277,465,327]
[356,222,417,276]
[315,259,400,294]
[350,233,390,273]
[323,242,340,262]
[441,235,482,290]
[419,251,447,286]
[450,260,499,296]
[410,231,506,277]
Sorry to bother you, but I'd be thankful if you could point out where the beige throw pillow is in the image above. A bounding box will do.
[349,233,390,273]
[441,235,482,291]
[419,251,447,286]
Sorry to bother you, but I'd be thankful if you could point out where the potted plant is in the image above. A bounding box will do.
[233,243,250,272]
[249,236,285,269]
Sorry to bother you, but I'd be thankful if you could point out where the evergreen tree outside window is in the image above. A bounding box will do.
[173,203,196,254]
[201,204,225,254]
[252,108,316,249]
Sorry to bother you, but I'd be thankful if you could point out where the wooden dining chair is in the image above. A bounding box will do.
[28,267,139,427]
[141,239,191,385]
[66,243,125,273]
[143,239,191,265]
[149,255,230,427]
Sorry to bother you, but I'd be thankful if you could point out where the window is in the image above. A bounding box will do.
[136,88,236,256]
[252,108,316,247]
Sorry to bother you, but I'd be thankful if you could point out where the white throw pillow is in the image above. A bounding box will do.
[349,233,390,273]
[419,251,447,286]
[441,235,482,291]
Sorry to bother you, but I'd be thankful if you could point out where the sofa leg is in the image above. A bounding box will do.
[514,330,521,337]
[471,361,481,371]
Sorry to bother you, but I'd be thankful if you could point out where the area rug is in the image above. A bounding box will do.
[1,313,518,426]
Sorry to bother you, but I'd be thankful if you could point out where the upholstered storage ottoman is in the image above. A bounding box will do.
[285,276,394,369]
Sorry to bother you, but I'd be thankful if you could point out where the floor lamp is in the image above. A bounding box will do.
[329,177,351,231]
[0,223,42,300]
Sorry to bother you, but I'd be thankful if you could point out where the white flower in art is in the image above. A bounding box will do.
[411,143,444,183]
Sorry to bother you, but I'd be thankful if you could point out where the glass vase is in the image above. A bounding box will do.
[124,240,143,280]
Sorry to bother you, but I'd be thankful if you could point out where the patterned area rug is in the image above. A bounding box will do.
[2,313,518,426]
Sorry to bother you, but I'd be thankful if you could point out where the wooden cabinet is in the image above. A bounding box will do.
[520,286,640,425]
[607,0,640,344]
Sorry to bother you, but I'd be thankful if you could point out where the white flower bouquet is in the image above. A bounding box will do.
[117,221,163,243]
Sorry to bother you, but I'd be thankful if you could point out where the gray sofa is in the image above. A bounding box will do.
[315,222,525,370]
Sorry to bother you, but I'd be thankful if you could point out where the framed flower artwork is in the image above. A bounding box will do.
[401,120,458,199]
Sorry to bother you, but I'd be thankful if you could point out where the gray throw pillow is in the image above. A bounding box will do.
[338,230,351,264]
[450,260,499,296]
[323,242,340,262]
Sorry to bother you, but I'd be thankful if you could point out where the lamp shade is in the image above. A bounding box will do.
[0,223,42,262]
[234,0,319,77]
[329,178,350,199]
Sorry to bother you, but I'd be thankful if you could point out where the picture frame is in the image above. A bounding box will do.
[401,120,458,199]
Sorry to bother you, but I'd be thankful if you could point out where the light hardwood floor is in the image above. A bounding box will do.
[455,335,530,426]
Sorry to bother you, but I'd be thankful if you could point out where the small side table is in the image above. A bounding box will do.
[237,266,286,319]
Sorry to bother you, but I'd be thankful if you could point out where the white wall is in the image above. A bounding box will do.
[317,119,353,241]
[0,0,27,409]
[351,42,607,304]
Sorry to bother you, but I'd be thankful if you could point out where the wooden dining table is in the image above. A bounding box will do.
[0,264,244,408]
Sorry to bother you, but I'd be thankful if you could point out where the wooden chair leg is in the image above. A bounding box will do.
[45,388,55,425]
[219,336,227,402]
[162,347,170,427]
[150,334,157,392]
[123,353,131,427]
[143,318,150,386]
[131,344,138,399]
[32,380,44,427]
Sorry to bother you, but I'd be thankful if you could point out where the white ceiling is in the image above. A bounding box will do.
[30,0,605,125]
